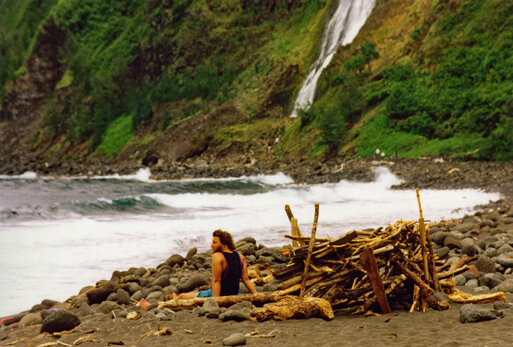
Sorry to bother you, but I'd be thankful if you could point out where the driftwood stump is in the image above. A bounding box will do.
[251,295,334,321]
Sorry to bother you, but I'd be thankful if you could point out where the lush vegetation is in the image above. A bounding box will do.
[291,0,513,160]
[1,0,512,162]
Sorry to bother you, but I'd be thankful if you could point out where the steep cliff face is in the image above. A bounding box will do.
[0,18,66,174]
[0,19,65,122]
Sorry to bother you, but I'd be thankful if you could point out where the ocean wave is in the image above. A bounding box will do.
[65,195,167,214]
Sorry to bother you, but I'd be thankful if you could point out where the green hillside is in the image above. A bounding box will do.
[0,0,512,170]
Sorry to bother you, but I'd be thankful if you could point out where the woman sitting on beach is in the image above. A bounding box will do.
[173,229,257,300]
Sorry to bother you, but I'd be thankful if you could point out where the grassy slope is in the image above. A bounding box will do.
[1,0,513,165]
[302,0,513,160]
[0,0,58,102]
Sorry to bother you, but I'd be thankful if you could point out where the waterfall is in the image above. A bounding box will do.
[291,0,376,117]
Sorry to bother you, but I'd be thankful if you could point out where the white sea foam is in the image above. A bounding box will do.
[0,171,38,179]
[0,167,501,317]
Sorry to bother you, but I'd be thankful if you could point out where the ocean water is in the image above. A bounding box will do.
[0,167,501,317]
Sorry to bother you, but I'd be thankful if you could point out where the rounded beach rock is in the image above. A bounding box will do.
[223,332,246,346]
[40,311,81,333]
[87,282,118,304]
[19,313,43,327]
[177,274,209,292]
[459,304,503,323]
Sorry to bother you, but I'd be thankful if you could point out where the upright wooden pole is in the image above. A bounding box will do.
[300,203,319,298]
[285,204,304,246]
[416,189,441,291]
[416,189,431,283]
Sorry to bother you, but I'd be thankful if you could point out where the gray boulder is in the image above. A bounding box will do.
[462,245,479,256]
[223,332,247,346]
[131,290,144,301]
[122,282,141,295]
[465,279,478,289]
[151,275,171,288]
[497,244,513,255]
[431,231,450,245]
[186,247,197,260]
[475,256,496,273]
[98,301,121,314]
[19,313,43,327]
[454,274,467,286]
[444,236,463,249]
[162,285,178,296]
[116,288,131,305]
[78,303,93,317]
[41,299,59,307]
[197,298,223,318]
[178,274,210,292]
[219,302,253,321]
[492,279,513,293]
[435,247,450,259]
[256,255,274,264]
[478,273,503,289]
[262,280,281,292]
[496,256,513,268]
[459,304,503,323]
[493,301,513,310]
[155,308,175,321]
[166,254,184,267]
[473,286,490,294]
[454,222,477,233]
[237,242,256,257]
[40,311,81,333]
[484,247,498,258]
[219,309,251,322]
[431,291,450,303]
[146,291,164,301]
[236,237,256,245]
[87,282,118,304]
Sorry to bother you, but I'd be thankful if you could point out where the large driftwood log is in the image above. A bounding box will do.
[360,247,391,314]
[251,295,334,321]
[447,288,507,304]
[158,293,282,311]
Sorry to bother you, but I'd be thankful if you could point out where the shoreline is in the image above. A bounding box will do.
[1,200,513,345]
[3,156,513,196]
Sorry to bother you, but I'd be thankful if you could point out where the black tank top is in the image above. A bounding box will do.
[220,251,242,296]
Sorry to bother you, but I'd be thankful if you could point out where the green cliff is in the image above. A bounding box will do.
[0,0,512,174]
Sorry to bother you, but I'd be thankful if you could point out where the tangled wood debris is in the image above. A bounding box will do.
[274,191,506,315]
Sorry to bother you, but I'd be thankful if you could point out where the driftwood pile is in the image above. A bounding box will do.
[159,191,506,320]
[274,192,506,315]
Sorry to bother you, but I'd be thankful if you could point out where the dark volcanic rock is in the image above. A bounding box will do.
[474,255,496,273]
[178,274,209,293]
[166,254,184,267]
[87,282,118,304]
[186,247,198,260]
[40,311,80,333]
[444,236,463,249]
[459,304,503,323]
[116,288,131,305]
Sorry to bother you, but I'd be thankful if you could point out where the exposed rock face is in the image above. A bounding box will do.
[0,19,65,122]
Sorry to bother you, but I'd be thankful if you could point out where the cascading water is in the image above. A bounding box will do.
[291,0,376,117]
